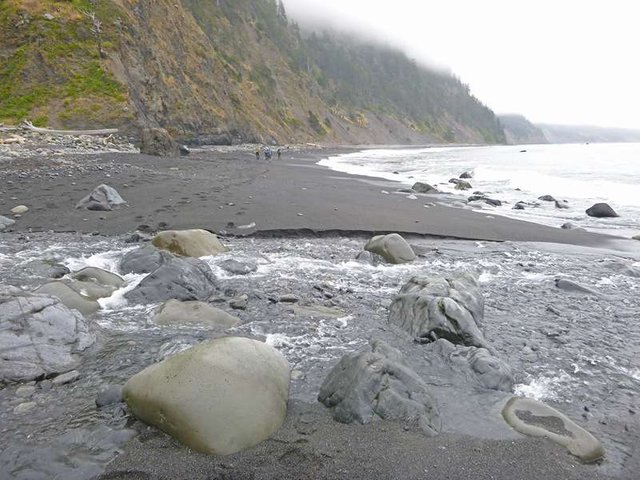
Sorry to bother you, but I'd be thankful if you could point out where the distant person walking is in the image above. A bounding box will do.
[264,146,272,161]
[277,148,281,160]
[255,148,260,160]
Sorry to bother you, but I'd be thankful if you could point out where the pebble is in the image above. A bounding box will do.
[52,370,80,386]
[15,386,36,398]
[13,402,36,414]
[278,294,299,303]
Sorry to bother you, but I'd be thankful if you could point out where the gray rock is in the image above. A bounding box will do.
[278,294,299,304]
[11,205,29,214]
[218,259,258,275]
[388,273,488,348]
[152,229,228,258]
[0,287,95,383]
[16,386,36,397]
[96,385,124,407]
[0,215,15,231]
[555,278,599,295]
[119,245,175,275]
[318,340,441,436]
[459,171,473,179]
[152,299,240,328]
[484,198,502,207]
[76,184,126,211]
[123,337,290,455]
[35,281,100,316]
[632,234,640,241]
[561,222,578,230]
[124,257,217,305]
[502,397,604,463]
[427,339,513,391]
[354,250,384,266]
[412,182,441,194]
[586,202,619,218]
[229,294,249,310]
[140,128,178,156]
[555,200,570,209]
[538,195,556,202]
[364,233,416,264]
[14,402,36,414]
[71,267,124,289]
[513,202,526,210]
[52,370,80,386]
[449,179,472,190]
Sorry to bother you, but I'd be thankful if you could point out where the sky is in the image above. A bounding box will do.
[282,0,640,129]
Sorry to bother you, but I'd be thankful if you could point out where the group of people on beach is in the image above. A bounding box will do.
[255,146,282,161]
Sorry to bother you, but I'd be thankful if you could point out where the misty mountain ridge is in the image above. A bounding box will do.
[0,0,505,144]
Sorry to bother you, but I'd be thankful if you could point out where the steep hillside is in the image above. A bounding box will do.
[0,0,506,144]
[498,114,548,144]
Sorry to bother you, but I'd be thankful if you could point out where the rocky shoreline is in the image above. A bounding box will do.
[1,138,639,479]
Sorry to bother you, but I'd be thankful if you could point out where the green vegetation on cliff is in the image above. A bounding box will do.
[0,0,506,144]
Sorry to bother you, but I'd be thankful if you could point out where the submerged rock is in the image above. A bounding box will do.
[412,182,441,194]
[0,286,95,383]
[388,273,488,348]
[502,397,604,463]
[318,340,441,435]
[586,202,619,218]
[555,200,570,209]
[354,250,384,266]
[124,257,217,304]
[152,229,228,258]
[119,245,175,275]
[35,281,100,316]
[123,337,290,455]
[364,233,416,264]
[427,339,513,391]
[218,259,258,275]
[152,299,240,328]
[76,184,126,211]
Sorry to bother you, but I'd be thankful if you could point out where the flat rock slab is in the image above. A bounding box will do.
[152,299,240,328]
[502,397,605,463]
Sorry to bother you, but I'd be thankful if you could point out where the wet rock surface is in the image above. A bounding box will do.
[0,232,638,478]
[364,233,416,264]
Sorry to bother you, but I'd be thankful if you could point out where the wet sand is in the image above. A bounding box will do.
[0,147,634,251]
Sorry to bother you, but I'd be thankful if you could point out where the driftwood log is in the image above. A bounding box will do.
[20,121,118,136]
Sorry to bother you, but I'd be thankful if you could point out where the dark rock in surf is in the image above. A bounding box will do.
[0,286,95,383]
[449,178,472,190]
[538,195,556,202]
[586,203,619,218]
[555,200,570,209]
[513,202,526,210]
[561,222,581,230]
[318,340,441,436]
[412,182,441,194]
[119,245,175,275]
[388,273,488,348]
[484,198,502,207]
[459,171,473,179]
[124,257,218,304]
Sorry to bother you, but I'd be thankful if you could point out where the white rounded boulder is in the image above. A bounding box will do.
[123,337,290,455]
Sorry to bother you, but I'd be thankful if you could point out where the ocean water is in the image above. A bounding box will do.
[318,143,640,237]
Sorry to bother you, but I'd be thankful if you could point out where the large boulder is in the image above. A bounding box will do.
[586,203,619,218]
[427,339,513,391]
[411,182,441,194]
[140,127,178,156]
[75,184,126,211]
[119,245,175,275]
[152,229,228,258]
[152,299,240,328]
[502,397,605,463]
[388,273,488,348]
[0,286,95,383]
[318,340,441,436]
[364,233,416,264]
[0,215,15,231]
[34,281,100,316]
[123,337,290,455]
[124,257,217,304]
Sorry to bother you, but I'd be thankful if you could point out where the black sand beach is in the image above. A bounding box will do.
[1,144,639,480]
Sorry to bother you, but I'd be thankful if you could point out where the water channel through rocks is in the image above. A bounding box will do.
[0,232,639,479]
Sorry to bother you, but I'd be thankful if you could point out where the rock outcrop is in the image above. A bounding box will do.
[124,257,217,304]
[152,299,240,328]
[364,233,416,264]
[123,337,290,455]
[388,273,488,348]
[76,184,126,211]
[318,340,441,436]
[0,286,95,383]
[502,397,605,463]
[140,128,178,156]
[586,203,619,218]
[152,229,228,258]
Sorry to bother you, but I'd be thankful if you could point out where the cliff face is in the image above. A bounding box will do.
[0,0,506,144]
[499,114,548,145]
